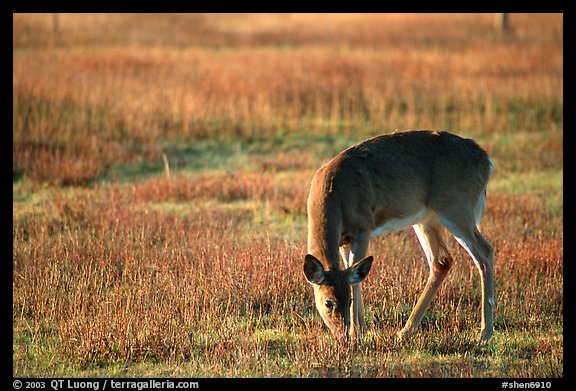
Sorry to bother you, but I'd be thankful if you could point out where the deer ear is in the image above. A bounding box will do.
[303,254,325,285]
[348,256,373,285]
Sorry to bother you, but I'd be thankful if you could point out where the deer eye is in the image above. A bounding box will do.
[324,299,336,310]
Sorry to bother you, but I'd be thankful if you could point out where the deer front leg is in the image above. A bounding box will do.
[340,244,364,334]
[351,283,366,332]
[343,233,370,338]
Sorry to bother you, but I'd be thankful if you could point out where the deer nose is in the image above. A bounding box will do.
[343,324,351,341]
[333,329,350,343]
[331,322,349,341]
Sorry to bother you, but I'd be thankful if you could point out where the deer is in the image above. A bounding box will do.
[303,130,495,342]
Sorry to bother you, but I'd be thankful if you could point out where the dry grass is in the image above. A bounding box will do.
[13,13,562,185]
[13,176,562,376]
[13,13,562,378]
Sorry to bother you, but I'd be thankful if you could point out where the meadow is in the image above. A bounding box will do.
[13,13,563,378]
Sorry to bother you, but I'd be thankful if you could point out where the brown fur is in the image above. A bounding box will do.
[304,130,495,341]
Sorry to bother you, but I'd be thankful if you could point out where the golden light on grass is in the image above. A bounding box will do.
[13,13,562,377]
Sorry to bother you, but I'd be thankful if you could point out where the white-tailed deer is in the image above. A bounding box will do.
[303,130,495,342]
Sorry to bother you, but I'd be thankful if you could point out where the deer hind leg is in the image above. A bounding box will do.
[397,222,453,341]
[340,233,370,337]
[438,210,495,342]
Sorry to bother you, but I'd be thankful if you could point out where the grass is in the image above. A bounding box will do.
[13,13,562,378]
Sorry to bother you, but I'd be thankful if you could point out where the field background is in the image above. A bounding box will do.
[13,13,563,378]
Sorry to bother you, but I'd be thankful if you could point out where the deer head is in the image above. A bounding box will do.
[303,254,373,338]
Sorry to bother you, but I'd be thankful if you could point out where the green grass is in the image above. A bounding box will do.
[489,168,562,215]
[12,301,561,378]
[14,321,561,378]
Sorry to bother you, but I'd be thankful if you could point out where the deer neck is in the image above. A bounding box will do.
[307,186,344,271]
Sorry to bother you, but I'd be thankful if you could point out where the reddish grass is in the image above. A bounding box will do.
[13,173,562,374]
[13,13,562,377]
[13,14,562,185]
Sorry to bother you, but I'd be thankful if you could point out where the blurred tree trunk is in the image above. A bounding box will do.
[52,13,59,34]
[495,13,509,32]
